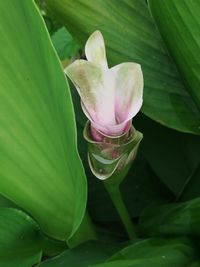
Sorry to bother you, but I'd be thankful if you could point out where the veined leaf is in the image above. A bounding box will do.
[91,238,194,267]
[140,197,200,236]
[46,0,200,134]
[0,0,87,241]
[37,241,122,267]
[0,208,42,267]
[149,0,200,110]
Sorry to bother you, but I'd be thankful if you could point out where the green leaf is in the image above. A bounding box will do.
[149,0,200,110]
[51,27,79,60]
[179,165,200,201]
[0,208,42,267]
[140,197,200,236]
[187,261,200,267]
[37,241,122,267]
[0,194,19,209]
[91,238,194,267]
[0,0,87,241]
[46,0,200,134]
[39,234,67,257]
[134,114,200,196]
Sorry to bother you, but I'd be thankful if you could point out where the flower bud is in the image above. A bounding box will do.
[84,121,143,180]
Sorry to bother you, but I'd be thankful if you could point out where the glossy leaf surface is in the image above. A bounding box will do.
[0,0,87,240]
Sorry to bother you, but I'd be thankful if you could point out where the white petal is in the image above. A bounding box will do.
[85,30,108,69]
[111,63,143,123]
[64,60,115,127]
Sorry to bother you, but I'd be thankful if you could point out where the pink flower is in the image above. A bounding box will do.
[65,31,143,137]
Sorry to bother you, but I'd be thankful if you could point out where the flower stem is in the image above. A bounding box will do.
[104,182,137,240]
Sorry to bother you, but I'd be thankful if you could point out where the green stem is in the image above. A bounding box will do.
[104,182,137,240]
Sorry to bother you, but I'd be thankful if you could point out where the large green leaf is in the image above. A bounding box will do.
[37,241,122,267]
[140,197,200,236]
[91,238,194,267]
[0,208,42,267]
[38,238,195,267]
[149,0,200,109]
[46,0,200,134]
[134,114,200,197]
[0,0,87,241]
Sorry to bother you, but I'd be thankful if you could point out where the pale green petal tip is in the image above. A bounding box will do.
[88,30,104,42]
[85,30,108,69]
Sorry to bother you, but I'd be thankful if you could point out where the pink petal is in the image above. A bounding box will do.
[65,60,116,127]
[111,62,143,124]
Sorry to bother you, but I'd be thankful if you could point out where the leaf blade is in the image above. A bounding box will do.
[0,208,42,267]
[0,0,87,241]
[149,0,200,109]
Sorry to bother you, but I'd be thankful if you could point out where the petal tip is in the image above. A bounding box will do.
[88,30,104,42]
[85,30,108,68]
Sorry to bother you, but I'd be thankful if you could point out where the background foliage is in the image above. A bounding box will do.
[0,0,199,266]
